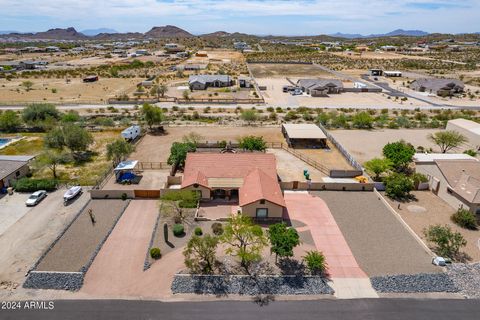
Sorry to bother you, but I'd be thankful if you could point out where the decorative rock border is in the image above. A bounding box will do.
[23,271,83,291]
[172,274,334,295]
[371,273,458,293]
[143,211,162,271]
[447,263,480,299]
[23,200,131,291]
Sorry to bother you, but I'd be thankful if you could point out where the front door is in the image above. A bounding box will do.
[256,208,268,219]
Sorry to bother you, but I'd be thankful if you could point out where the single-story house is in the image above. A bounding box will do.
[297,79,344,97]
[383,71,402,77]
[369,69,383,76]
[446,118,480,151]
[414,154,480,214]
[0,155,35,189]
[282,123,327,148]
[410,78,465,96]
[238,76,253,88]
[188,75,232,90]
[181,153,286,219]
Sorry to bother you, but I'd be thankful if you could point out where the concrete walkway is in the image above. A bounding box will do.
[284,191,377,298]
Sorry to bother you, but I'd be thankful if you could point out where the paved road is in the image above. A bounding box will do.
[2,299,480,320]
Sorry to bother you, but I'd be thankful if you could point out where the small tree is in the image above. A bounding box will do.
[221,214,268,272]
[63,124,94,155]
[238,135,267,151]
[184,234,219,274]
[22,103,59,125]
[364,158,392,181]
[36,150,67,179]
[240,109,258,124]
[142,103,164,129]
[382,140,415,171]
[352,111,374,129]
[167,142,196,168]
[303,251,327,275]
[21,80,34,92]
[428,131,468,153]
[268,223,300,263]
[0,110,21,132]
[423,224,467,259]
[182,132,204,146]
[182,90,190,100]
[106,139,134,164]
[150,84,168,99]
[384,173,414,199]
[44,127,65,150]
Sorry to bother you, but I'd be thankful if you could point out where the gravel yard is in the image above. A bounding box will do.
[329,129,441,164]
[36,200,129,272]
[313,191,439,276]
[371,273,458,293]
[268,149,326,181]
[384,191,480,262]
[447,263,480,298]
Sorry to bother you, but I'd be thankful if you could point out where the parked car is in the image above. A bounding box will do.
[25,190,47,206]
[291,88,303,96]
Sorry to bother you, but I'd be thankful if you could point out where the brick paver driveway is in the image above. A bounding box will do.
[284,192,367,279]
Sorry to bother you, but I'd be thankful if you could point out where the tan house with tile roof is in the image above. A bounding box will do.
[415,156,480,214]
[181,153,286,219]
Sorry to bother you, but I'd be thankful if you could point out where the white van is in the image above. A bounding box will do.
[121,125,141,141]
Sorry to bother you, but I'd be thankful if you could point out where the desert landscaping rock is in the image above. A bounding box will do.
[171,275,334,295]
[23,272,83,291]
[371,273,458,293]
[447,263,480,299]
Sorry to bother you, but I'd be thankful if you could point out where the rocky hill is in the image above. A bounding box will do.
[144,25,193,38]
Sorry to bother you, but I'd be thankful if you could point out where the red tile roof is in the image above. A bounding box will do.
[181,153,285,207]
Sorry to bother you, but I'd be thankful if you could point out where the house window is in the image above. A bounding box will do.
[15,171,20,177]
[256,208,268,219]
[260,199,265,204]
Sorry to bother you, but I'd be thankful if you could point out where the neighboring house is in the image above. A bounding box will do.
[188,75,232,90]
[297,79,344,97]
[410,78,465,96]
[282,123,327,148]
[414,154,480,214]
[19,61,38,70]
[446,118,480,151]
[0,155,35,189]
[383,71,402,77]
[181,153,286,219]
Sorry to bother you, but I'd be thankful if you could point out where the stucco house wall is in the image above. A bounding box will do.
[241,200,284,219]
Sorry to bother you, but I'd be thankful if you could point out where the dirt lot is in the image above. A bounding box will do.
[249,63,335,78]
[36,199,128,272]
[130,126,285,162]
[331,51,433,60]
[0,77,141,103]
[329,128,442,164]
[0,188,90,285]
[384,191,480,262]
[314,191,439,277]
[268,148,326,181]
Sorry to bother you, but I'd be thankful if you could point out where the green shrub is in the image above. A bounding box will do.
[173,224,185,237]
[194,227,203,236]
[150,247,161,259]
[464,149,477,157]
[303,250,327,274]
[451,208,478,230]
[423,224,467,259]
[14,178,57,192]
[121,193,128,201]
[385,173,414,199]
[211,222,224,235]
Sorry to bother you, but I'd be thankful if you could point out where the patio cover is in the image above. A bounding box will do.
[114,160,138,171]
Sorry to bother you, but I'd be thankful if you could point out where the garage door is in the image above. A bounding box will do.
[134,190,160,198]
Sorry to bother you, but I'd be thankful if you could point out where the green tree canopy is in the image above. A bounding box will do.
[384,172,414,200]
[167,142,196,168]
[0,110,21,132]
[240,109,258,124]
[364,158,392,181]
[352,111,374,129]
[423,224,467,259]
[22,103,59,125]
[183,234,219,274]
[35,150,69,179]
[238,135,267,151]
[221,214,268,271]
[428,130,468,153]
[44,124,93,155]
[142,103,164,129]
[268,223,300,262]
[382,140,415,170]
[106,139,134,164]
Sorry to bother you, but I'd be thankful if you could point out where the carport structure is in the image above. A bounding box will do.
[282,124,327,148]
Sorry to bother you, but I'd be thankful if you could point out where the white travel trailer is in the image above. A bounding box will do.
[121,125,141,141]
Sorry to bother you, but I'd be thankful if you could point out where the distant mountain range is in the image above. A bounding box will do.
[0,26,477,41]
[329,29,430,39]
[81,28,118,36]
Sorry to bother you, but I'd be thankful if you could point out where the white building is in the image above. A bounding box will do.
[446,118,480,151]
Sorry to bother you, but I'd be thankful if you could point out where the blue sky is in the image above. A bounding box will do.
[0,0,479,35]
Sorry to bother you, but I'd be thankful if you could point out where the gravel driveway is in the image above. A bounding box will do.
[312,191,439,277]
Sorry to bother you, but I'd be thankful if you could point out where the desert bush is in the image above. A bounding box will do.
[173,224,185,237]
[150,247,161,259]
[451,208,478,230]
[303,250,327,275]
[194,227,203,236]
[423,224,467,259]
[13,178,57,192]
[211,222,224,235]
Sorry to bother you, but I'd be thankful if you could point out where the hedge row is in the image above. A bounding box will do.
[14,178,58,192]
